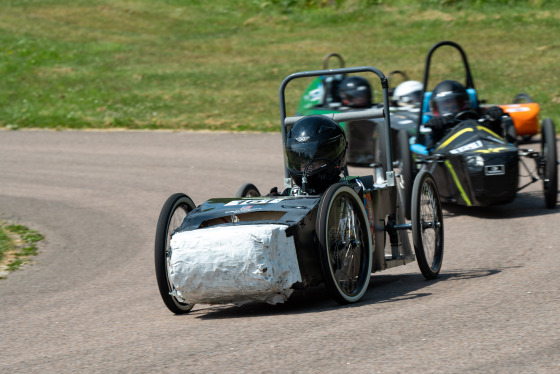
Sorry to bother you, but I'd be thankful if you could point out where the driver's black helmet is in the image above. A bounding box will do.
[430,80,471,117]
[285,115,347,194]
[339,76,372,108]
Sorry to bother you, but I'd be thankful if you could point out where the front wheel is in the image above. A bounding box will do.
[541,118,558,209]
[155,193,196,314]
[236,183,261,198]
[316,184,372,304]
[411,171,444,280]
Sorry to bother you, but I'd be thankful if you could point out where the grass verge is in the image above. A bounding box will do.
[0,222,44,279]
[0,0,559,131]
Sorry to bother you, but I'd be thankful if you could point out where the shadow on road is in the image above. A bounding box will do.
[191,267,507,320]
[442,189,558,220]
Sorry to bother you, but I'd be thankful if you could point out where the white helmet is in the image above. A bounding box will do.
[394,80,423,107]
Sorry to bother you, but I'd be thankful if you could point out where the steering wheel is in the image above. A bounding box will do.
[454,110,479,121]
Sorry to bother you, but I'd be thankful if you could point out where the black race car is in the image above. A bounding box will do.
[396,40,558,217]
[154,66,445,314]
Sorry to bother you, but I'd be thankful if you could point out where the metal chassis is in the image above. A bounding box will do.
[278,66,416,272]
[517,147,549,191]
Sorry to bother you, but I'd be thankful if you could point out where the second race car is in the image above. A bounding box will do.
[398,40,558,215]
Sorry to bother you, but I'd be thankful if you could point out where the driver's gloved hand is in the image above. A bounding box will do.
[425,116,449,131]
[486,106,504,122]
[266,187,281,196]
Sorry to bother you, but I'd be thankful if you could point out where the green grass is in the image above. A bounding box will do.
[0,225,12,263]
[0,0,559,131]
[0,223,44,277]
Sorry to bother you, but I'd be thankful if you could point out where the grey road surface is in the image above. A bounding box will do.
[1,130,559,373]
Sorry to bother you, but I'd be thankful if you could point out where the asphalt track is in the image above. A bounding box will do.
[1,130,559,373]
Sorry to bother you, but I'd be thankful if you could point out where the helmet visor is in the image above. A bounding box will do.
[341,86,370,107]
[401,91,422,105]
[286,137,345,175]
[433,94,469,116]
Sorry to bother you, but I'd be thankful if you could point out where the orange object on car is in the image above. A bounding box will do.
[499,103,540,136]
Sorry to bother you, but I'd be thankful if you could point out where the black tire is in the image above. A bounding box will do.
[411,171,444,280]
[316,183,372,304]
[514,93,534,104]
[236,183,261,198]
[396,129,414,220]
[155,193,196,314]
[541,118,558,209]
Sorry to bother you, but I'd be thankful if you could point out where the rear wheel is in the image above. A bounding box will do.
[513,93,534,103]
[236,183,261,198]
[316,184,372,304]
[396,129,414,220]
[541,118,558,209]
[155,193,196,314]
[411,171,444,280]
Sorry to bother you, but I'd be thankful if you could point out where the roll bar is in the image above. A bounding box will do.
[416,40,477,137]
[279,66,394,189]
[322,53,345,70]
[284,107,384,126]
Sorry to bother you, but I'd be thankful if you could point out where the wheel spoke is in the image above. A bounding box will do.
[328,195,365,295]
[412,171,444,280]
[420,181,438,269]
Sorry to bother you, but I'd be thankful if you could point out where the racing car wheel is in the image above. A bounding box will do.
[155,193,196,314]
[316,183,372,304]
[411,171,444,280]
[236,183,261,198]
[541,118,558,209]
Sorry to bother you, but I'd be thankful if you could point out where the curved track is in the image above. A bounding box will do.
[1,130,559,373]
